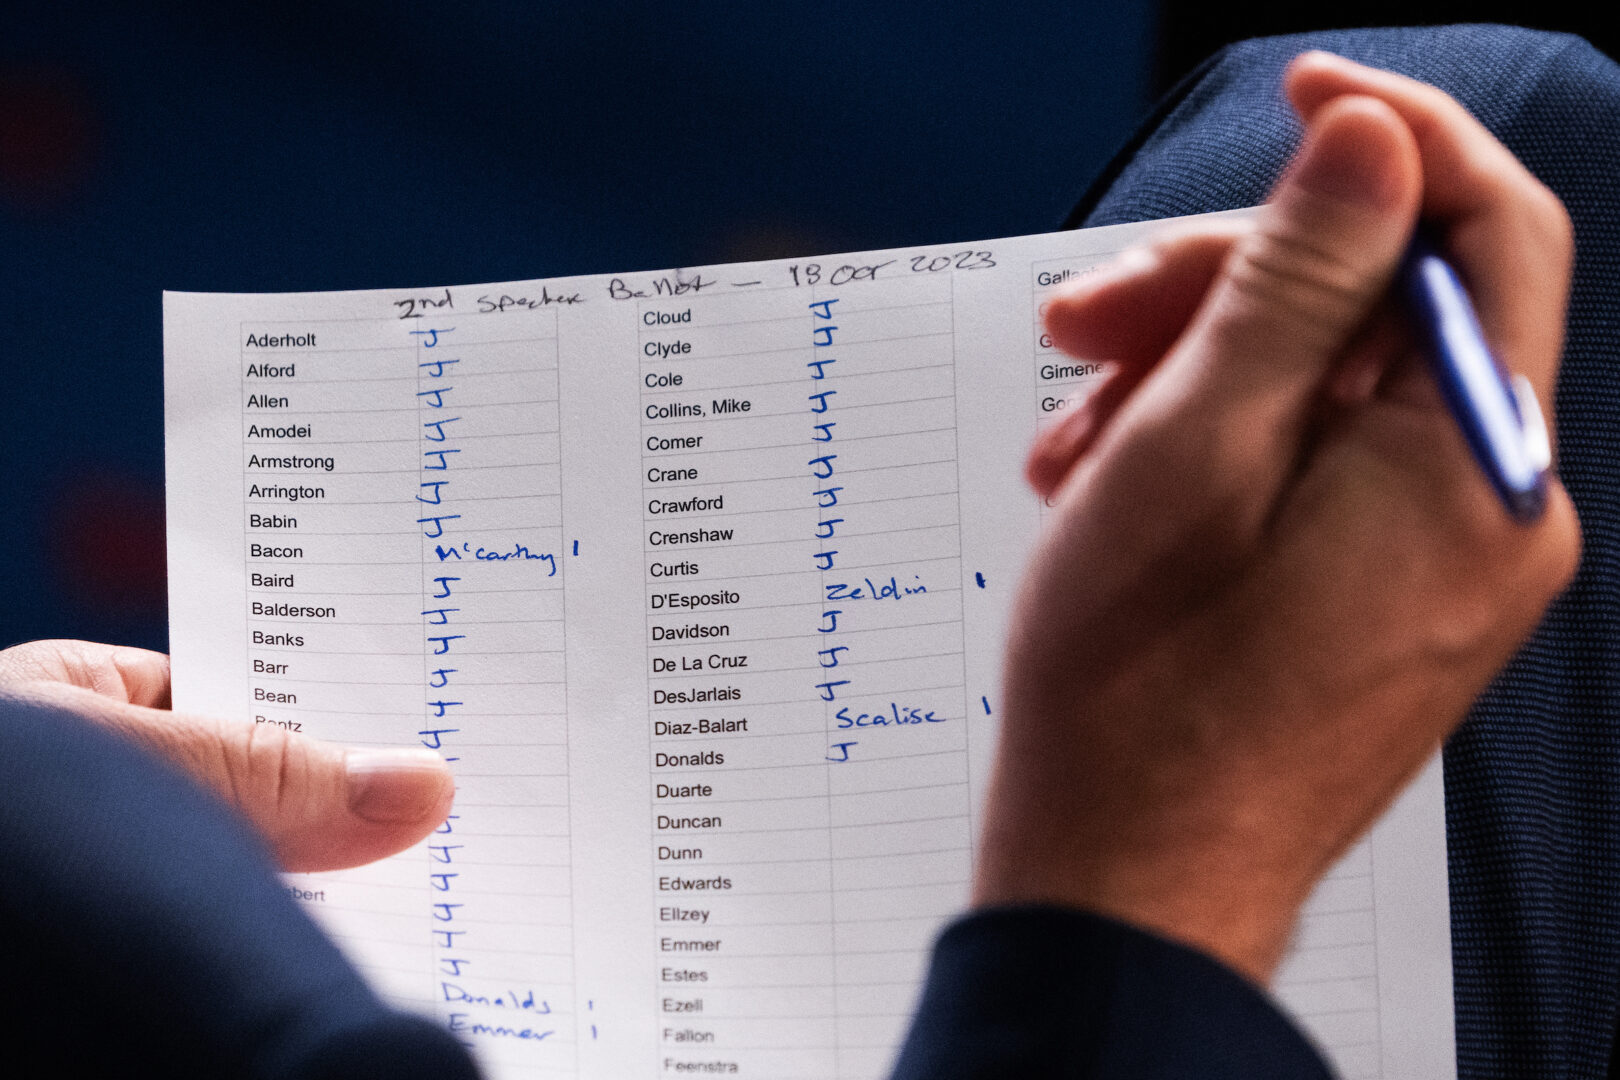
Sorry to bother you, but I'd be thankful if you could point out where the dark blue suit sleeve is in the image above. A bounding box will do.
[890,907,1331,1079]
[0,694,481,1079]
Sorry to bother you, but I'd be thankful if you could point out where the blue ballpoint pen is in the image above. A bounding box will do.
[1398,229,1552,522]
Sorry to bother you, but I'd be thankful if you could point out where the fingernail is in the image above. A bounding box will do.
[1291,115,1401,208]
[1106,244,1158,276]
[346,749,450,823]
[1058,245,1156,298]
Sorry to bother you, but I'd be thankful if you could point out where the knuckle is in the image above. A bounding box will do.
[1223,226,1375,342]
[237,720,298,819]
[1528,182,1574,268]
[200,721,249,808]
[1530,488,1582,597]
[1430,480,1580,650]
[1144,219,1248,263]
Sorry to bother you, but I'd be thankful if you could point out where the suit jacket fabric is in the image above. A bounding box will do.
[1066,24,1620,1080]
[0,695,481,1079]
[890,908,1332,1079]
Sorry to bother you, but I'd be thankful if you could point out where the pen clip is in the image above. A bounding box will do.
[1512,374,1552,474]
[1400,230,1549,523]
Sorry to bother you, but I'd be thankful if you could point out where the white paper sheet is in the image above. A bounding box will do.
[164,214,1454,1079]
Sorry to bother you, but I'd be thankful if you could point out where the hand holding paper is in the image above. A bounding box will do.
[0,639,453,871]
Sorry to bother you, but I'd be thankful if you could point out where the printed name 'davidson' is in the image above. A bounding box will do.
[651,622,730,641]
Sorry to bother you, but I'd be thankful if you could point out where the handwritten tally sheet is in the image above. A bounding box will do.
[165,214,1454,1079]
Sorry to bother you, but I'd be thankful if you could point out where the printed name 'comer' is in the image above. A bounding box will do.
[646,434,703,452]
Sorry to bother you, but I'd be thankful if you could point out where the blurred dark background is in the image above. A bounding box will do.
[2,1,1611,652]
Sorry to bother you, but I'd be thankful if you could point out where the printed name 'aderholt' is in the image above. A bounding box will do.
[245,332,317,348]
